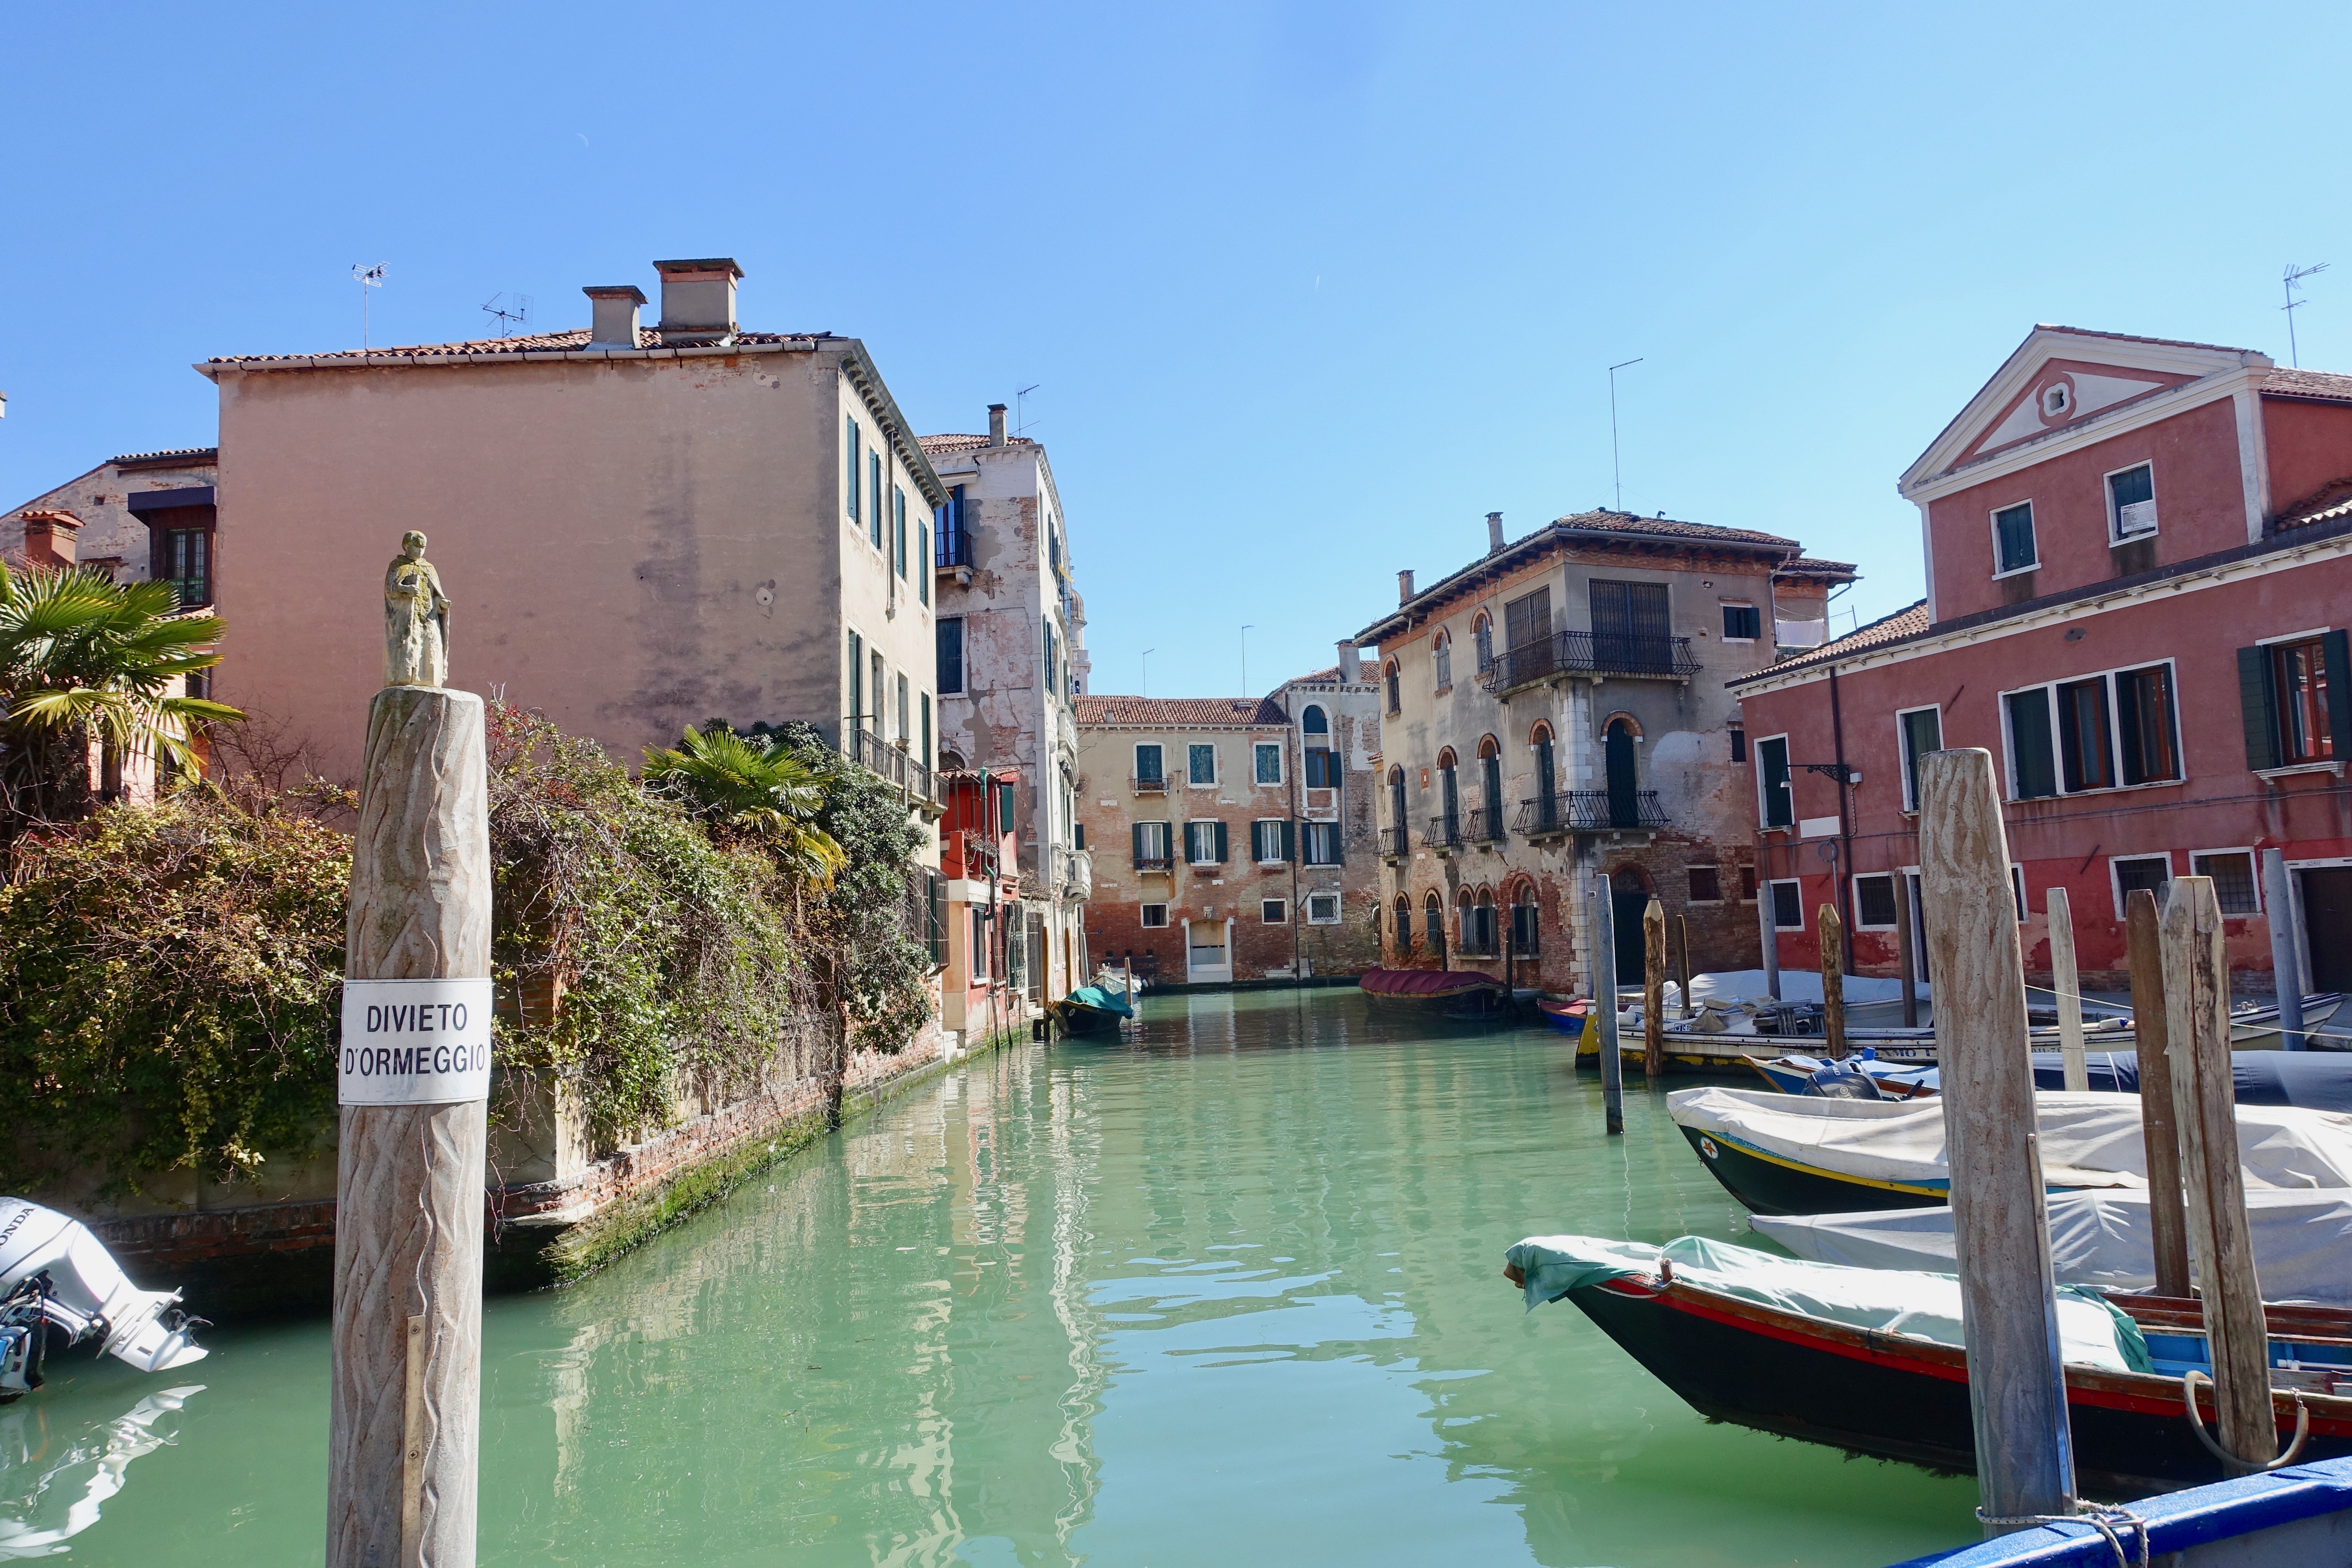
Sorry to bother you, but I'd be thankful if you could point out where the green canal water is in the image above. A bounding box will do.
[7,989,1981,1566]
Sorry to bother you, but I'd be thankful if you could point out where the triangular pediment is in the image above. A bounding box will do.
[1901,327,2267,494]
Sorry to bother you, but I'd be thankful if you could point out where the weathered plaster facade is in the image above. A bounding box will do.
[1356,511,1851,995]
[1074,662,1384,985]
[923,413,1090,1011]
[1,445,217,582]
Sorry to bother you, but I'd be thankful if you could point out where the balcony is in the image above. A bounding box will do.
[1479,631,1700,694]
[935,525,974,572]
[1378,826,1410,861]
[1050,845,1093,901]
[1132,851,1173,873]
[1130,773,1168,795]
[1426,814,1462,854]
[1512,790,1669,835]
[1465,806,1506,845]
[843,727,936,807]
[167,577,212,610]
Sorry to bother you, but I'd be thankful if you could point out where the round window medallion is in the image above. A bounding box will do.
[2041,382,2071,418]
[1698,1136,1720,1160]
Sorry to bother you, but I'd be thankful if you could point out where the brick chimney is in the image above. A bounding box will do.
[1337,640,1360,683]
[1486,511,1505,554]
[19,508,80,569]
[988,403,1008,446]
[584,285,646,348]
[1397,569,1415,603]
[651,258,742,345]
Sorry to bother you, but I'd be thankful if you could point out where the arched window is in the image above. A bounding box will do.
[1474,735,1504,841]
[1301,704,1328,736]
[1302,703,1337,787]
[1434,747,1460,843]
[1605,715,1641,829]
[1387,766,1407,835]
[1393,893,1412,952]
[1432,630,1452,691]
[1473,612,1494,673]
[1422,890,1446,954]
[1510,881,1540,957]
[1384,660,1401,715]
[940,749,968,772]
[1473,887,1498,955]
[1528,722,1557,827]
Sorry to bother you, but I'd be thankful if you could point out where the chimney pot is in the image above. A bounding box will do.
[583,285,647,348]
[650,258,742,344]
[987,404,1008,446]
[1337,640,1360,683]
[1486,511,1505,554]
[18,508,80,570]
[1397,569,1415,603]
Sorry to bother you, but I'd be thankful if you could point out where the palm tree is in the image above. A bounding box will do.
[643,722,847,886]
[0,566,243,822]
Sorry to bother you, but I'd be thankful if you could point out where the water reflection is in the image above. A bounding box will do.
[0,1384,202,1559]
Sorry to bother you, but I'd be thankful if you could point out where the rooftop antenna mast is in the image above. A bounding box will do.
[1608,358,1643,512]
[1141,648,1155,698]
[352,263,387,350]
[2283,263,2329,368]
[1015,383,1041,436]
[481,292,533,340]
[1240,625,1254,697]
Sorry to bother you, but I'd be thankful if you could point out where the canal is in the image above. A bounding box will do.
[7,989,1981,1566]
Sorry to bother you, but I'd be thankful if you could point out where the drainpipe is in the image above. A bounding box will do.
[1829,666,1855,971]
[1285,689,1302,983]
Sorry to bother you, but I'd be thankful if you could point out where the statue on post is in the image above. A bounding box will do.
[383,530,450,688]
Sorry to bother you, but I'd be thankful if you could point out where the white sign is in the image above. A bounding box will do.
[339,977,494,1105]
[1799,815,1843,840]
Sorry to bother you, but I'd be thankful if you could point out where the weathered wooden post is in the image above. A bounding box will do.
[1757,865,1781,1000]
[1818,904,1847,1059]
[1894,873,1920,1029]
[1591,874,1624,1135]
[1917,748,2075,1534]
[2046,886,2088,1091]
[2124,889,2191,1299]
[1674,914,1694,1020]
[2163,876,2275,1472]
[330,533,491,1568]
[2262,848,2307,1050]
[1642,898,1666,1081]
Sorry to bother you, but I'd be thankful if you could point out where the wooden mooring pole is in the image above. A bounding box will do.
[1642,898,1666,1082]
[1757,864,1781,1001]
[1674,914,1694,1020]
[1818,904,1847,1060]
[2163,875,2276,1472]
[1591,873,1624,1135]
[1894,872,1920,1029]
[330,682,493,1568]
[2046,885,2088,1092]
[1917,749,2075,1533]
[2124,889,2192,1300]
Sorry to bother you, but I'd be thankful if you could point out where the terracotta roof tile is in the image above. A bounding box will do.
[1729,600,1931,684]
[1779,556,1859,577]
[2262,368,2352,403]
[108,446,218,468]
[1550,508,1800,548]
[206,328,836,365]
[919,432,1037,457]
[1075,695,1287,726]
[2278,477,2352,530]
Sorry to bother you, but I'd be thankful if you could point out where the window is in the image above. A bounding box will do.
[970,907,989,979]
[1756,735,1793,828]
[894,488,909,578]
[1307,894,1341,925]
[1304,747,1339,788]
[1073,822,1084,851]
[921,694,931,770]
[2192,850,2260,916]
[1770,879,1803,929]
[1853,873,1898,930]
[2242,634,2349,769]
[923,870,946,966]
[161,527,212,607]
[1739,864,1757,902]
[1473,614,1494,671]
[1185,819,1227,865]
[1141,903,1169,928]
[1505,588,1553,652]
[1133,821,1172,868]
[1393,894,1412,950]
[2008,663,2180,798]
[1135,744,1164,784]
[1384,661,1401,714]
[897,674,910,746]
[1255,743,1283,784]
[845,418,861,521]
[1433,631,1452,691]
[1461,889,1497,953]
[1421,892,1444,949]
[1262,897,1289,924]
[1730,728,1747,763]
[1251,819,1294,863]
[1993,502,2037,575]
[2112,854,2171,916]
[1688,866,1721,903]
[869,452,885,549]
[1722,603,1761,641]
[1509,885,1539,955]
[1188,744,1216,785]
[937,618,965,695]
[2107,463,2156,540]
[1301,821,1342,866]
[871,652,886,734]
[1898,706,1942,812]
[998,779,1016,833]
[847,629,864,726]
[1302,704,1328,738]
[918,521,930,605]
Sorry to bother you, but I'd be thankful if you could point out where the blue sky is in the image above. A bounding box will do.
[4,3,2348,699]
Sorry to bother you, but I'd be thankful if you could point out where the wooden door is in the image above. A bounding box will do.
[2301,869,2352,992]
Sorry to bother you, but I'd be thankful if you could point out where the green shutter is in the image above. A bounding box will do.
[1326,820,1341,866]
[1132,822,1144,867]
[2238,645,2281,772]
[1281,819,1296,862]
[2325,632,2352,761]
[2007,689,2057,798]
[1213,820,1228,863]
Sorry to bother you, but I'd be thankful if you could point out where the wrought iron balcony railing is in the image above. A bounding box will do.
[935,526,974,570]
[1130,773,1168,794]
[1132,851,1173,872]
[1378,826,1410,859]
[1478,631,1701,693]
[1511,790,1669,833]
[1425,814,1462,851]
[843,727,935,803]
[1465,806,1506,844]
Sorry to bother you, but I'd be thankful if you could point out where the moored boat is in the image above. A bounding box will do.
[1050,983,1134,1038]
[1357,966,1509,1017]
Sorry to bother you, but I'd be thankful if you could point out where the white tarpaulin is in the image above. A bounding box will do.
[1752,1188,2352,1307]
[1668,1086,2352,1191]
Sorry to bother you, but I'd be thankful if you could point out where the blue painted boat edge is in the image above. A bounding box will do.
[1880,1455,2352,1566]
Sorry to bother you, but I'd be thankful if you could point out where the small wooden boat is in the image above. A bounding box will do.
[1357,967,1508,1017]
[1505,1236,2352,1498]
[1536,998,1590,1035]
[1050,984,1133,1038]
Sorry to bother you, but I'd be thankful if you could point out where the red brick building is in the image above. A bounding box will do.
[936,765,1030,1047]
[1733,326,2352,993]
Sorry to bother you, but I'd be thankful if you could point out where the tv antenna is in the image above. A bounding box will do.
[1240,625,1255,697]
[1608,358,1643,511]
[481,292,533,339]
[1015,383,1041,436]
[352,263,387,349]
[1140,648,1155,698]
[2283,263,2329,368]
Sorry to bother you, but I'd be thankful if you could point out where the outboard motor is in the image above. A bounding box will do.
[0,1199,207,1401]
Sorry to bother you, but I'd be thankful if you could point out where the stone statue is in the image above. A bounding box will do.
[383,530,450,688]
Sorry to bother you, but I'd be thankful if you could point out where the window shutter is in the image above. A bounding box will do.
[1327,821,1342,866]
[2326,631,2352,759]
[2237,645,2280,772]
[1281,819,1296,862]
[1132,822,1144,867]
[1213,820,1228,863]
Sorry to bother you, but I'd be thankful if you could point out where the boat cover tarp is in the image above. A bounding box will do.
[1668,1086,2352,1190]
[1063,985,1134,1018]
[1357,967,1504,997]
[2024,1050,2352,1112]
[1670,970,1931,1008]
[1503,1233,2148,1373]
[1751,1188,2352,1307]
